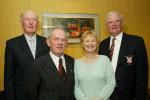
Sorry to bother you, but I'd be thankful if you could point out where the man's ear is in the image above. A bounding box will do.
[46,38,50,47]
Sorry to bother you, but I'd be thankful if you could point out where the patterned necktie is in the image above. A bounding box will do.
[109,38,116,61]
[58,58,66,80]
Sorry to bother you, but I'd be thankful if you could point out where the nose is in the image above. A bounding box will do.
[112,22,117,26]
[29,20,33,25]
[88,41,94,45]
[57,39,63,45]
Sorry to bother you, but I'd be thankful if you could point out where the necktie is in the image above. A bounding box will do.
[29,39,36,59]
[109,38,116,61]
[58,58,66,81]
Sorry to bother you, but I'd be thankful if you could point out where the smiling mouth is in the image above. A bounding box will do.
[87,46,95,48]
[57,47,63,49]
[112,27,118,29]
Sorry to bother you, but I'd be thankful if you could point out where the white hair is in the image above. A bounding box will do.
[105,11,123,23]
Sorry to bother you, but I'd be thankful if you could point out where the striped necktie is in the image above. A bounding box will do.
[109,38,116,61]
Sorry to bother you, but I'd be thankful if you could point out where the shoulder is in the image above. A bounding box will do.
[6,35,23,46]
[37,34,47,40]
[97,55,112,70]
[75,58,82,64]
[32,53,50,68]
[74,58,83,71]
[36,35,47,43]
[98,55,110,62]
[124,33,145,45]
[64,54,74,62]
[98,55,109,60]
[30,54,49,73]
[100,37,110,44]
[6,35,23,43]
[124,33,143,41]
[35,53,49,62]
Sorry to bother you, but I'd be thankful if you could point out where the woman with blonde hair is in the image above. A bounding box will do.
[74,31,115,100]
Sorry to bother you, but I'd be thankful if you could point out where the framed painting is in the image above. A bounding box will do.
[43,13,99,43]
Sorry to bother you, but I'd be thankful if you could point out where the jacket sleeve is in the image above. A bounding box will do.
[97,56,116,100]
[74,61,89,100]
[4,41,15,100]
[135,38,148,100]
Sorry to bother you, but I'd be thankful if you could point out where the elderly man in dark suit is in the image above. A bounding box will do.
[4,10,49,100]
[98,11,148,100]
[26,27,75,100]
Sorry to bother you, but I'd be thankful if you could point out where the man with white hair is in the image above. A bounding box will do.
[4,10,49,100]
[98,11,148,100]
[26,27,75,100]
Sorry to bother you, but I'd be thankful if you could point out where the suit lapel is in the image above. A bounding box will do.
[44,53,73,88]
[106,37,111,58]
[101,37,111,58]
[19,35,34,60]
[45,54,73,82]
[64,55,73,74]
[116,33,127,73]
[45,54,60,82]
[35,35,42,58]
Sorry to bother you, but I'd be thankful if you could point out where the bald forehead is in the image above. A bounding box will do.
[21,10,38,20]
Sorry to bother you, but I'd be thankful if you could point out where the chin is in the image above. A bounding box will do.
[111,32,119,36]
[26,31,35,34]
[86,50,95,53]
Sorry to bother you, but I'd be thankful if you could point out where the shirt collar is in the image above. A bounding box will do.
[24,33,36,41]
[110,32,123,41]
[49,51,64,61]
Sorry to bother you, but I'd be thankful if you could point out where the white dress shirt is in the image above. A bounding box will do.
[24,34,36,59]
[110,32,123,72]
[49,51,66,71]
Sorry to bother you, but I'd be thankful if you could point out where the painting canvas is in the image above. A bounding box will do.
[43,13,99,43]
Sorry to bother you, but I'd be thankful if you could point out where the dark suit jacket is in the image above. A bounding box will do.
[4,34,49,100]
[98,33,148,100]
[26,53,75,100]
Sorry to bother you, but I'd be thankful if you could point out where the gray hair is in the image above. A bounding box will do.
[47,26,66,38]
[105,11,123,23]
